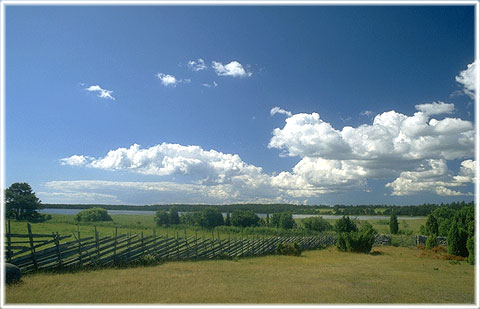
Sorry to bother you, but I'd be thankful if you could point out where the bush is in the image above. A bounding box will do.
[389,214,399,234]
[155,210,170,227]
[467,235,475,265]
[302,216,333,232]
[74,208,112,222]
[230,210,260,227]
[425,214,439,236]
[199,207,224,229]
[426,234,438,249]
[334,216,357,233]
[337,222,376,253]
[169,207,180,225]
[276,242,302,256]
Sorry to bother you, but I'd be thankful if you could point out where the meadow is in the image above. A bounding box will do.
[5,246,474,304]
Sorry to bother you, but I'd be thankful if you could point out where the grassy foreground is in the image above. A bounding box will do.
[6,246,474,304]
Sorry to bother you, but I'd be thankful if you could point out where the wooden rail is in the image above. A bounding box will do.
[5,221,337,273]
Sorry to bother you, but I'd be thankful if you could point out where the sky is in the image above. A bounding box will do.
[4,5,477,206]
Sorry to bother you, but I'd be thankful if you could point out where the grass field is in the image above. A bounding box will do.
[6,246,474,304]
[7,214,426,240]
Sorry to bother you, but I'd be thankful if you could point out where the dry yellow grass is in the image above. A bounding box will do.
[6,246,474,304]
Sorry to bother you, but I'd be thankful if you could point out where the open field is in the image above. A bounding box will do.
[7,214,426,240]
[6,246,474,304]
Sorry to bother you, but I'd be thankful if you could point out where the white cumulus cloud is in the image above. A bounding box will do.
[270,107,292,117]
[187,59,207,71]
[456,60,477,99]
[212,61,252,77]
[415,102,454,115]
[85,85,115,100]
[156,73,180,87]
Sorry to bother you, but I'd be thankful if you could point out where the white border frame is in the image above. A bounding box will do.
[0,1,478,309]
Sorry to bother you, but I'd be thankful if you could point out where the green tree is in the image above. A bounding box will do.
[169,206,180,225]
[334,216,358,233]
[279,212,295,229]
[155,210,170,227]
[225,213,231,226]
[389,213,399,234]
[5,182,42,220]
[74,208,112,222]
[199,207,224,229]
[231,210,260,227]
[425,214,439,236]
[302,216,332,232]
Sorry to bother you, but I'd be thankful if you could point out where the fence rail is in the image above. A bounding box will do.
[5,222,337,273]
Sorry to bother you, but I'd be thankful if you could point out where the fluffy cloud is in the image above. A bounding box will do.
[270,107,292,117]
[385,159,474,196]
[188,59,207,71]
[455,60,477,99]
[415,102,454,115]
[85,85,115,100]
[156,73,180,87]
[212,61,252,77]
[268,104,474,196]
[61,143,265,185]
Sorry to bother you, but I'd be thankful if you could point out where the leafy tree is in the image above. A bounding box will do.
[389,214,399,234]
[425,214,439,236]
[426,234,438,249]
[74,208,112,222]
[447,205,474,257]
[279,212,295,229]
[432,206,456,236]
[467,235,475,265]
[199,207,224,229]
[155,210,170,227]
[270,213,281,228]
[231,210,260,227]
[169,206,180,225]
[334,216,358,233]
[225,213,231,226]
[302,216,332,232]
[6,182,43,221]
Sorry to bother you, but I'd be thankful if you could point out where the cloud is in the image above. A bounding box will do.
[187,59,207,71]
[60,143,265,185]
[156,73,180,87]
[85,85,115,100]
[415,101,454,115]
[212,61,252,77]
[270,107,292,117]
[455,60,477,99]
[360,110,374,117]
[202,81,218,88]
[268,104,474,197]
[385,159,475,196]
[60,155,92,166]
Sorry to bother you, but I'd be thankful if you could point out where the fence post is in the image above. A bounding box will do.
[54,232,62,268]
[27,223,38,270]
[195,230,198,260]
[6,220,12,262]
[141,232,144,255]
[94,226,100,262]
[113,227,118,263]
[77,226,83,267]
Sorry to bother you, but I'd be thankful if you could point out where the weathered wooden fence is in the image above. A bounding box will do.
[5,222,337,273]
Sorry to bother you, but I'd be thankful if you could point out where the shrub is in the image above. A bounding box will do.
[337,222,375,253]
[231,210,260,227]
[155,210,170,227]
[169,207,180,225]
[467,235,475,265]
[276,242,302,256]
[74,208,112,222]
[389,214,399,234]
[199,207,224,229]
[425,214,439,236]
[426,234,438,249]
[302,216,333,232]
[334,216,357,233]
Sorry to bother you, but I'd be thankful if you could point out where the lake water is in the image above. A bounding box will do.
[39,208,425,220]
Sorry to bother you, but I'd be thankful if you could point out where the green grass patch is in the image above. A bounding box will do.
[5,246,474,304]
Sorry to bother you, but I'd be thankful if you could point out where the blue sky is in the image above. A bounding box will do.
[5,5,477,206]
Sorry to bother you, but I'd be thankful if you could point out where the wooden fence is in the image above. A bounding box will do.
[5,222,337,273]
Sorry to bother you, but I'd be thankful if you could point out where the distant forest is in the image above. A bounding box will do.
[43,201,473,217]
